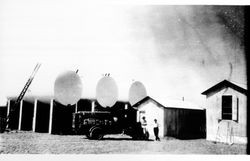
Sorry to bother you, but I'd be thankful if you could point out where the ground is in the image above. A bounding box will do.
[0,131,247,154]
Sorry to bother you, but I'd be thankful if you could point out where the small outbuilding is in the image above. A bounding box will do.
[133,96,206,140]
[201,80,247,144]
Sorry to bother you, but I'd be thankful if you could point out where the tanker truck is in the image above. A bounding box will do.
[72,111,149,140]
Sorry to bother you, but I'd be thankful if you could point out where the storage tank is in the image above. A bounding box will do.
[95,75,118,108]
[54,70,83,106]
[128,81,147,109]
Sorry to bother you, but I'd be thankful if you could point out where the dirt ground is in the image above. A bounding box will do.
[0,131,247,154]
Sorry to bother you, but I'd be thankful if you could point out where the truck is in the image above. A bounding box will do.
[72,111,149,140]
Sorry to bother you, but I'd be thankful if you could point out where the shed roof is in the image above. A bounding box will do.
[201,79,247,96]
[133,96,204,110]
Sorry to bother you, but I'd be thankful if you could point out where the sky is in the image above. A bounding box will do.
[0,1,247,107]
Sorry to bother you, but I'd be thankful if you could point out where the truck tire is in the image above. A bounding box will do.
[86,132,91,139]
[87,126,95,139]
[89,127,104,140]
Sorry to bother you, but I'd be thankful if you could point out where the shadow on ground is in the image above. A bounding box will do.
[101,137,154,141]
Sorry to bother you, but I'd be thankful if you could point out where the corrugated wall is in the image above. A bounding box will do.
[164,108,206,139]
[8,100,20,130]
[35,101,50,133]
[21,101,34,131]
[52,101,75,134]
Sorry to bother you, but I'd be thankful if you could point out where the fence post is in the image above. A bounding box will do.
[91,100,95,112]
[18,100,23,130]
[48,99,54,134]
[32,99,38,132]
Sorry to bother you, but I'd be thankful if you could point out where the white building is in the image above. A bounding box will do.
[202,80,247,144]
[133,96,205,140]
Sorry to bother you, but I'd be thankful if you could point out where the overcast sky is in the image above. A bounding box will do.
[0,1,247,106]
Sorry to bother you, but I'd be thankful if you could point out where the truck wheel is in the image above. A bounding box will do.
[87,126,95,139]
[86,132,91,139]
[89,127,103,140]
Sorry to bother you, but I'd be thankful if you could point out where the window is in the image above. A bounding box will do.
[222,95,232,120]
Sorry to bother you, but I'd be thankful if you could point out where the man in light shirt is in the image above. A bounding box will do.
[153,119,160,141]
[141,116,147,135]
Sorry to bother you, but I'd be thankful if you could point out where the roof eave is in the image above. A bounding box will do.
[201,80,247,96]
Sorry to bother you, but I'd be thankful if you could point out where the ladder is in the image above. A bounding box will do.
[5,63,41,131]
[215,121,234,145]
[15,63,41,103]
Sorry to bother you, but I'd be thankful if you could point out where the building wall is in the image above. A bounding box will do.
[137,101,164,139]
[0,106,7,118]
[52,101,75,134]
[35,101,50,133]
[0,106,7,132]
[164,108,206,139]
[8,100,20,130]
[6,98,134,135]
[206,87,247,144]
[21,101,34,131]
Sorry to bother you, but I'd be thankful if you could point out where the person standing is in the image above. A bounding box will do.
[153,119,160,141]
[141,116,147,135]
[141,116,149,140]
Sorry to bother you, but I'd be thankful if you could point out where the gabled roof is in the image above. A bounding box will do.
[133,96,204,110]
[201,80,247,95]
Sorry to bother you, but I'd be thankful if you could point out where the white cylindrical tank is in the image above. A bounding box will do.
[54,70,83,106]
[96,75,118,108]
[128,81,147,108]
